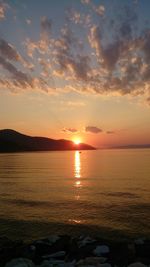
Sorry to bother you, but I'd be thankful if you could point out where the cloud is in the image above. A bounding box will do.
[106,131,115,134]
[85,126,103,134]
[38,58,51,77]
[81,0,91,5]
[0,2,150,105]
[53,25,91,81]
[41,16,52,37]
[26,19,31,25]
[24,16,52,58]
[94,5,105,16]
[81,0,105,16]
[0,2,9,20]
[67,9,91,26]
[0,55,33,88]
[0,39,22,62]
[62,127,78,133]
[0,38,34,70]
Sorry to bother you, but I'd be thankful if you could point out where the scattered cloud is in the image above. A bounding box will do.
[0,2,150,105]
[81,0,91,5]
[41,16,52,36]
[0,55,32,87]
[81,0,105,16]
[85,126,103,134]
[62,127,78,133]
[93,5,105,16]
[106,131,115,134]
[0,39,22,62]
[26,19,31,25]
[0,2,9,20]
[68,9,91,26]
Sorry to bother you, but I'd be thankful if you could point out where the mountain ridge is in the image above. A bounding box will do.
[0,129,95,152]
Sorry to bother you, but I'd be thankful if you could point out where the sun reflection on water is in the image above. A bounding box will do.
[74,151,81,179]
[74,150,82,197]
[69,151,84,224]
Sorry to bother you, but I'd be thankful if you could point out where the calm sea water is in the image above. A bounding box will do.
[0,149,150,240]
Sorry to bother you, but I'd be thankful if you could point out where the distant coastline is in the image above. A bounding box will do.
[109,144,150,149]
[0,129,95,153]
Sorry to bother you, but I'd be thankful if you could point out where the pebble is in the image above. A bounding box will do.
[134,239,145,245]
[47,235,60,244]
[5,258,35,267]
[78,236,96,248]
[1,236,150,267]
[77,257,107,266]
[128,262,147,267]
[93,245,110,256]
[42,251,66,259]
[40,259,75,267]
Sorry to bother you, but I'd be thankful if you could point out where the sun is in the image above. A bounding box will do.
[73,139,81,145]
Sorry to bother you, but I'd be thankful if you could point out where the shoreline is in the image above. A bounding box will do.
[0,234,150,267]
[0,218,150,243]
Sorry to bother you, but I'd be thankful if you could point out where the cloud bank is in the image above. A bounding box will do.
[85,126,102,134]
[0,1,150,105]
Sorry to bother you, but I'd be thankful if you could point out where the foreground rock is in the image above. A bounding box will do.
[0,235,149,267]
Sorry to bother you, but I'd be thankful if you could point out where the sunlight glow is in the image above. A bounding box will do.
[74,139,81,145]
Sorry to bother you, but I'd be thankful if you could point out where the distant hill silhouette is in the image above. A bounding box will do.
[111,144,150,149]
[0,129,95,152]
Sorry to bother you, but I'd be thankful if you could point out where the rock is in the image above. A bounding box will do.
[135,240,150,258]
[76,257,107,266]
[134,238,145,245]
[93,246,109,256]
[42,250,66,259]
[39,260,50,267]
[128,262,147,267]
[69,242,97,261]
[30,246,36,252]
[32,240,53,257]
[40,259,65,267]
[47,235,70,254]
[40,259,75,267]
[98,264,111,267]
[128,244,136,262]
[108,242,129,266]
[0,237,14,249]
[47,235,60,244]
[78,236,96,248]
[134,239,145,245]
[5,258,35,267]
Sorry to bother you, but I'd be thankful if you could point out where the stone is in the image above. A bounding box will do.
[93,246,110,256]
[99,264,111,267]
[47,235,60,244]
[135,241,150,258]
[5,258,35,267]
[42,250,66,259]
[134,239,145,245]
[128,262,147,267]
[40,259,75,267]
[76,257,107,266]
[78,236,96,248]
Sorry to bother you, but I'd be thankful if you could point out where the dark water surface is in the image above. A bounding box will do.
[0,149,150,240]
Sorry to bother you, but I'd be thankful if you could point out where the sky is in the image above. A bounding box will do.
[0,0,150,148]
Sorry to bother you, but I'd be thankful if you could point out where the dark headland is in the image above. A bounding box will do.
[0,129,95,152]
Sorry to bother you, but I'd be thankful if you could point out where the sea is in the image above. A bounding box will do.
[0,149,150,241]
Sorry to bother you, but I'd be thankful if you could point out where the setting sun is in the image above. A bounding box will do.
[73,139,81,145]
